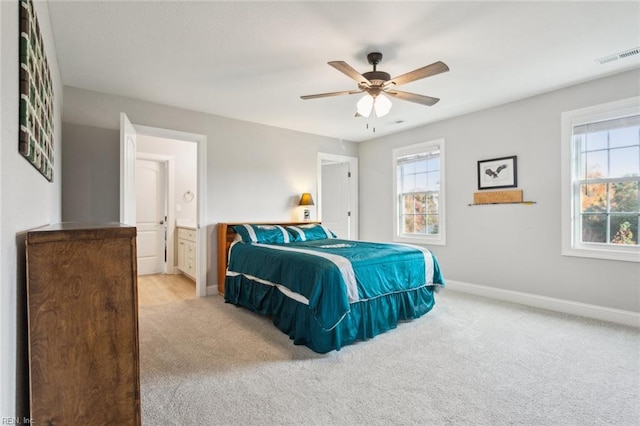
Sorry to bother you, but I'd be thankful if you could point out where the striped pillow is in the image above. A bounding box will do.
[286,224,336,241]
[232,224,291,244]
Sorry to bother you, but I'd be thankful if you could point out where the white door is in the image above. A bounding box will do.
[321,162,350,238]
[120,113,137,225]
[136,159,167,275]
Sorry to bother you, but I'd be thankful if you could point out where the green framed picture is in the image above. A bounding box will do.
[19,0,54,181]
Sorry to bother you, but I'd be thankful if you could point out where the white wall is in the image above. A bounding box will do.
[62,86,358,292]
[359,69,640,314]
[137,134,198,223]
[1,0,63,417]
[61,123,119,222]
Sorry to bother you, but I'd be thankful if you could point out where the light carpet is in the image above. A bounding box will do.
[139,290,639,425]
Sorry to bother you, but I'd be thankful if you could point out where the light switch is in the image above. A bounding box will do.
[176,204,182,212]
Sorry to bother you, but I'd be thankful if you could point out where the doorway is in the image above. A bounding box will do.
[120,113,208,297]
[317,153,359,239]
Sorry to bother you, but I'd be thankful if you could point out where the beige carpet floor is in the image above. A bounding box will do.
[138,290,639,425]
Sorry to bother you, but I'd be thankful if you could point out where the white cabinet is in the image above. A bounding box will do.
[177,227,196,279]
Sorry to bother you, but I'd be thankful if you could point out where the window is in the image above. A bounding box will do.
[393,139,446,245]
[561,97,640,262]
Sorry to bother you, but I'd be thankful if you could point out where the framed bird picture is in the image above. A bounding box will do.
[477,156,517,190]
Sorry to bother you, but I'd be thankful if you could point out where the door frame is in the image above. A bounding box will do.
[317,153,359,240]
[136,153,175,275]
[121,120,207,297]
[120,114,137,225]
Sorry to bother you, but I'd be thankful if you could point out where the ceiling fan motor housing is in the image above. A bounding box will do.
[363,71,391,84]
[367,52,383,66]
[362,52,390,89]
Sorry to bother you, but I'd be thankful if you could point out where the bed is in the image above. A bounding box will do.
[217,222,444,353]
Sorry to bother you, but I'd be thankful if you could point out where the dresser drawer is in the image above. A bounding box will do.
[185,258,196,277]
[186,241,195,259]
[177,227,196,242]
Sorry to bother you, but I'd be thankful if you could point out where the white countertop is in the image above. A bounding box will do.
[175,219,197,230]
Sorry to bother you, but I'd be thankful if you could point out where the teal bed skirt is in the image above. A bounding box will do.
[225,275,438,354]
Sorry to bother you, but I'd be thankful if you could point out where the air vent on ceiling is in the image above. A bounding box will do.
[596,47,640,65]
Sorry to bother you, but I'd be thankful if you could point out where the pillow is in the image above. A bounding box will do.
[232,224,291,244]
[286,224,336,241]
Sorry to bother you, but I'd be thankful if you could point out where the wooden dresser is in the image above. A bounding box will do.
[25,223,141,425]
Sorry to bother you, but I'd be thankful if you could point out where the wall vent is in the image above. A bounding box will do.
[596,47,640,65]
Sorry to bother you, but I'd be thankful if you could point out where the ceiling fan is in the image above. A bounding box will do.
[301,52,449,118]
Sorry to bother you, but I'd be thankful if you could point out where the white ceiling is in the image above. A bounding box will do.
[47,1,640,142]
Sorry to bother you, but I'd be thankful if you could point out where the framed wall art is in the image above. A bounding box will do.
[19,0,54,181]
[477,155,517,190]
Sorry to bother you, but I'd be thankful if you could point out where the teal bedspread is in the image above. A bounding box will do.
[225,239,444,353]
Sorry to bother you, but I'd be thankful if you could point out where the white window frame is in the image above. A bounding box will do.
[393,139,446,246]
[561,96,640,262]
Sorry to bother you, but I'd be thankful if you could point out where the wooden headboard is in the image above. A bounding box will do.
[216,222,320,295]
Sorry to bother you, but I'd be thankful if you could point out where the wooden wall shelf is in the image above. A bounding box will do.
[467,201,537,206]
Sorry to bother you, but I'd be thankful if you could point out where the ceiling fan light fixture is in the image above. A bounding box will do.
[374,93,392,117]
[356,94,374,118]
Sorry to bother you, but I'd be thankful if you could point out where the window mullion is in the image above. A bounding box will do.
[603,119,608,242]
[573,180,582,245]
[606,182,611,243]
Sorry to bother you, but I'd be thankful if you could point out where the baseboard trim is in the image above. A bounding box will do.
[445,280,639,327]
[206,285,218,297]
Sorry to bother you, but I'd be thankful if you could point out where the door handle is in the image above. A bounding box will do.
[159,220,165,225]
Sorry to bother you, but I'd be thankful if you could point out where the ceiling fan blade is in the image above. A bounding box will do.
[300,90,363,100]
[328,61,372,86]
[386,90,440,106]
[386,61,449,87]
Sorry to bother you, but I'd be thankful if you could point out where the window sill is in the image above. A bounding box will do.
[562,246,640,263]
[394,236,446,246]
